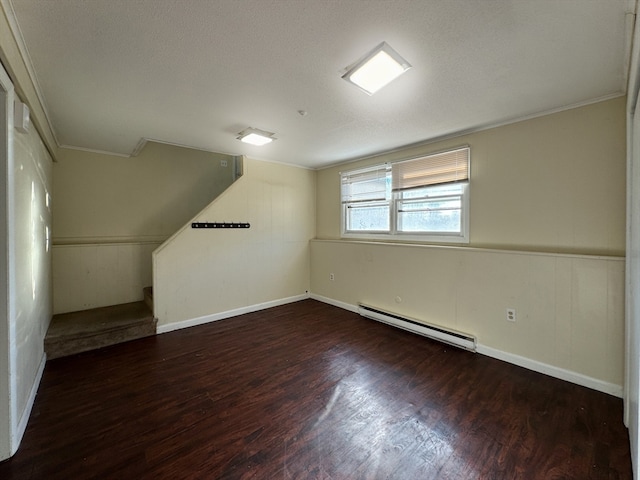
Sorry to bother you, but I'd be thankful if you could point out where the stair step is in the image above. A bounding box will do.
[45,301,157,360]
[143,286,153,312]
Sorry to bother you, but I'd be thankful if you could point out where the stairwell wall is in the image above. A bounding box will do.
[52,142,237,314]
[153,157,315,330]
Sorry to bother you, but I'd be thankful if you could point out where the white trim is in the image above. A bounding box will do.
[62,138,314,171]
[310,238,625,262]
[318,93,626,171]
[233,151,315,171]
[130,138,148,157]
[131,137,239,158]
[310,294,623,398]
[477,344,623,398]
[52,235,168,247]
[58,144,131,158]
[157,293,310,334]
[0,60,20,460]
[61,137,242,159]
[0,0,60,149]
[0,58,16,460]
[625,6,640,476]
[309,293,358,313]
[12,353,45,456]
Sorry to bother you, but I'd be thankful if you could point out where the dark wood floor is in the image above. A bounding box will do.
[0,299,631,479]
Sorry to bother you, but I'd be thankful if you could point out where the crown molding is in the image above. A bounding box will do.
[0,0,59,160]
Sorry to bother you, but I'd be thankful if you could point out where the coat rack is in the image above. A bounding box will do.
[191,222,250,229]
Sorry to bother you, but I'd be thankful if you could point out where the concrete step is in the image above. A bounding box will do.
[45,301,157,360]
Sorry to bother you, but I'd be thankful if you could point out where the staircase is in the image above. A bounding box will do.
[45,287,157,360]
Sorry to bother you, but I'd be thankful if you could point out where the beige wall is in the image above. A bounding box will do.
[52,142,238,313]
[53,242,157,313]
[317,97,626,256]
[53,142,236,243]
[154,158,315,328]
[311,98,626,394]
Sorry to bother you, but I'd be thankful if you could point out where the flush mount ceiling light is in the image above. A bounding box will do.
[342,41,412,95]
[236,127,276,146]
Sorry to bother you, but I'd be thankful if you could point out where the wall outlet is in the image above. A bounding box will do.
[506,308,516,322]
[329,273,335,281]
[221,160,228,167]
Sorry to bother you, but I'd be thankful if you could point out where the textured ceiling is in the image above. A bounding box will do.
[5,0,633,168]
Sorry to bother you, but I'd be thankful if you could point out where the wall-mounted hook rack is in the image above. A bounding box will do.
[191,222,250,229]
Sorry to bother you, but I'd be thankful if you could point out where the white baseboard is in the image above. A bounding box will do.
[157,293,310,334]
[476,344,623,398]
[12,353,46,456]
[310,294,623,398]
[309,293,358,313]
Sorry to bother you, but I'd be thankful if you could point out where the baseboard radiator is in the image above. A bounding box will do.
[358,303,476,352]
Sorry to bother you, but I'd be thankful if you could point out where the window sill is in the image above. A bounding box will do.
[341,232,469,244]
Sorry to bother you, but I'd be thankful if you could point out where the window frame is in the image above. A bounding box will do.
[340,147,470,244]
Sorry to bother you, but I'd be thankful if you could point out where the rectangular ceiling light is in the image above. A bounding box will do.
[236,127,276,146]
[342,42,411,95]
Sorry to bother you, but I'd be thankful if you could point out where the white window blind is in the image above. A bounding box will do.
[391,146,469,192]
[341,164,390,204]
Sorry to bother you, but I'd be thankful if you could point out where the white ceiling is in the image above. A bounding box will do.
[5,0,633,169]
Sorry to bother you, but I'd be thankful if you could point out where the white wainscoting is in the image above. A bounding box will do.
[52,238,164,314]
[310,239,625,396]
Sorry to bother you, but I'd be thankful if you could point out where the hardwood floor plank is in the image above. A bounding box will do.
[0,299,631,479]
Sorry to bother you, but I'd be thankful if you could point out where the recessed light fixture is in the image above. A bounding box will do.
[236,127,276,146]
[342,41,411,95]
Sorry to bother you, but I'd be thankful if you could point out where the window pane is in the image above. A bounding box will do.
[402,183,464,199]
[344,177,387,202]
[341,165,390,203]
[398,208,461,232]
[346,202,390,231]
[397,195,462,233]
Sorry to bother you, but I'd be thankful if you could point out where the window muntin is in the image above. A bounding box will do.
[341,147,469,243]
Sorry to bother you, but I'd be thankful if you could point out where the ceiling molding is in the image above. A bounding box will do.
[59,92,626,169]
[130,137,239,158]
[58,144,131,159]
[624,3,638,94]
[319,92,626,171]
[0,0,59,160]
[5,1,630,168]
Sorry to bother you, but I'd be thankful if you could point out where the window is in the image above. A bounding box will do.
[341,146,469,243]
[341,163,391,232]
